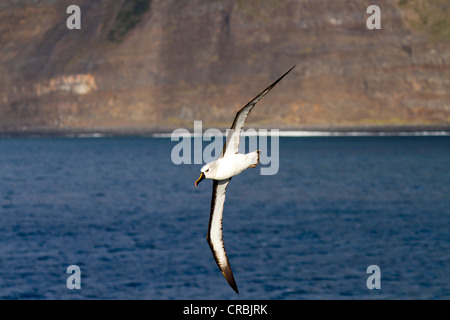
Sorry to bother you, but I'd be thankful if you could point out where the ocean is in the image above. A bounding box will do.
[0,135,449,299]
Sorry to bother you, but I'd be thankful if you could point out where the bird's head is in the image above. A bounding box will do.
[195,163,216,186]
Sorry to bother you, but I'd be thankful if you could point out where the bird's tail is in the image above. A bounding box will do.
[248,149,260,168]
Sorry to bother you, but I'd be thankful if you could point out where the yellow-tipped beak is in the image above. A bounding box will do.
[195,172,205,187]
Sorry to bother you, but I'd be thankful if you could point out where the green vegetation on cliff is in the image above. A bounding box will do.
[398,0,450,41]
[108,0,152,42]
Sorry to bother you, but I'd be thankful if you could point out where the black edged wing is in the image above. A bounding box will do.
[221,65,296,158]
[206,178,238,293]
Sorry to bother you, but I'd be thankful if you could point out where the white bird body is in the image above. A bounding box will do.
[202,151,260,181]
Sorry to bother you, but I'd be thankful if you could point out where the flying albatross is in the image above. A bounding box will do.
[195,66,295,293]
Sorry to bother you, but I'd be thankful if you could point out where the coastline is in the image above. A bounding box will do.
[1,124,450,138]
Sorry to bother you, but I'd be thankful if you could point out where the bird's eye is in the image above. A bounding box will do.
[206,169,209,172]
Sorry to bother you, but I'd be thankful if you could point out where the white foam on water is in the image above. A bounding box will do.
[152,130,450,138]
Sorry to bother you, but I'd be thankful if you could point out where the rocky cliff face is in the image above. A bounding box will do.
[0,0,449,133]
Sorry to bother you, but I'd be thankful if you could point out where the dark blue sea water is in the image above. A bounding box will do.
[0,136,449,299]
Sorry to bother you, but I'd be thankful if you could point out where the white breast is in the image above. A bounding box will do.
[214,154,250,180]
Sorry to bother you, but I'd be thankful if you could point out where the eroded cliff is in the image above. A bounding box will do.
[0,0,449,133]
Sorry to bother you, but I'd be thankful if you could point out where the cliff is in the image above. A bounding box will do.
[0,0,449,134]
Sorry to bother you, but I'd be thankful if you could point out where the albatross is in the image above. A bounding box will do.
[195,66,295,293]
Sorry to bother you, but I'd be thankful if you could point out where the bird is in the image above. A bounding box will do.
[195,66,295,293]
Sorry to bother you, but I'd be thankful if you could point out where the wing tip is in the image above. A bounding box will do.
[261,64,296,95]
[277,64,296,83]
[222,265,239,294]
[207,237,240,294]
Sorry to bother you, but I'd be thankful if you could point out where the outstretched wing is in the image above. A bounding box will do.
[207,178,238,293]
[221,65,296,158]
